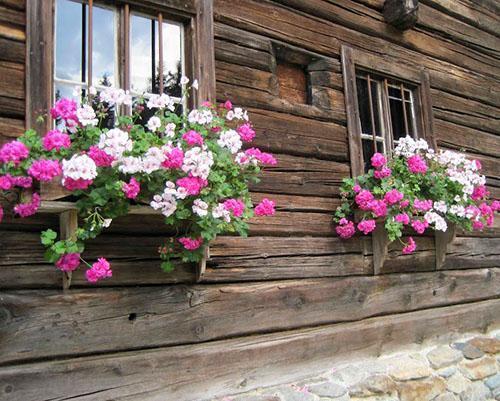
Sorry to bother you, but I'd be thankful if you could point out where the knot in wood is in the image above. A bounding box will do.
[383,0,418,30]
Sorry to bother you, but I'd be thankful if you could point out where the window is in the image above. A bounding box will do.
[341,45,436,176]
[26,0,215,132]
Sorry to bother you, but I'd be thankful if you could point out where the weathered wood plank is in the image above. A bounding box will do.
[443,237,500,270]
[435,119,500,159]
[214,0,500,106]
[248,108,348,161]
[0,5,24,27]
[217,81,346,123]
[0,22,24,41]
[0,299,498,401]
[216,60,276,94]
[0,36,24,64]
[0,269,499,365]
[431,88,500,135]
[0,116,24,139]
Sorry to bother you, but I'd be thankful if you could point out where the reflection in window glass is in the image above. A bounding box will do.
[55,0,117,100]
[131,13,183,97]
[92,6,116,86]
[55,0,83,82]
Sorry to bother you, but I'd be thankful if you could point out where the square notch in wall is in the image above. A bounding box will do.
[272,43,315,105]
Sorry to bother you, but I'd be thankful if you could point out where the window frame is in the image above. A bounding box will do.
[26,0,215,133]
[341,45,436,177]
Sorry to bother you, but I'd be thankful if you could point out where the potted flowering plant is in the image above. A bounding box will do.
[334,136,498,267]
[0,79,276,283]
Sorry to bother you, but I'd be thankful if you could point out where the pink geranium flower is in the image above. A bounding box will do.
[55,253,81,272]
[336,218,355,239]
[384,189,404,205]
[28,159,62,182]
[88,145,114,167]
[182,130,204,146]
[13,193,41,217]
[244,148,277,166]
[374,166,392,179]
[413,199,433,212]
[407,155,428,174]
[176,176,207,196]
[0,141,29,165]
[0,174,13,190]
[50,98,78,121]
[42,130,71,152]
[222,100,232,110]
[357,219,376,235]
[63,177,93,191]
[355,189,374,210]
[237,123,256,142]
[254,198,275,216]
[178,237,203,251]
[471,185,489,201]
[122,177,140,199]
[162,147,184,169]
[368,199,388,217]
[402,237,416,254]
[411,219,429,234]
[395,213,410,225]
[85,258,112,283]
[223,198,245,217]
[371,152,386,168]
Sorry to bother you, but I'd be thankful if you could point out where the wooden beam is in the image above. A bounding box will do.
[59,210,78,290]
[0,268,498,364]
[0,299,498,401]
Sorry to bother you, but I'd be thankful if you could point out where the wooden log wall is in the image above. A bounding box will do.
[0,1,499,400]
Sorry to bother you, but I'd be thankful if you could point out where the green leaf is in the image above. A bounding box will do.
[161,261,175,273]
[41,229,58,246]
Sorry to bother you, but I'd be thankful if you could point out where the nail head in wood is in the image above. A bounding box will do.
[383,0,419,30]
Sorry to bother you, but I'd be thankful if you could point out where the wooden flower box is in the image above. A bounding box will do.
[37,181,210,289]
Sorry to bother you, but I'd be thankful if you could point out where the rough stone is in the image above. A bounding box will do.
[387,356,432,381]
[438,366,458,378]
[446,372,471,394]
[276,386,316,401]
[468,337,500,355]
[460,381,491,401]
[434,393,460,401]
[349,374,397,397]
[460,343,486,360]
[485,374,500,391]
[399,377,447,401]
[427,346,463,369]
[459,357,497,380]
[308,381,347,398]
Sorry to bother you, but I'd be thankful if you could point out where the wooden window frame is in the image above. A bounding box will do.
[341,45,436,177]
[26,0,215,133]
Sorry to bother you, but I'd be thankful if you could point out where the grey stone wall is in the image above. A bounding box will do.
[212,331,500,401]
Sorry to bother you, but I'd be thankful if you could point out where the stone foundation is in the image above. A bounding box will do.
[213,331,500,401]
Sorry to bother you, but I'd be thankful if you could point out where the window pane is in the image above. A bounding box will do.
[362,139,384,172]
[405,101,415,137]
[55,0,83,82]
[356,76,382,137]
[92,6,116,86]
[55,82,80,102]
[389,97,407,141]
[387,85,401,99]
[157,22,183,98]
[131,14,154,94]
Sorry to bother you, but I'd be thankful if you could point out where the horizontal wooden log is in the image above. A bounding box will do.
[443,237,500,270]
[217,81,346,123]
[431,88,500,135]
[248,107,348,161]
[0,22,24,42]
[435,119,500,158]
[0,268,499,365]
[0,36,24,64]
[214,0,500,107]
[0,116,23,139]
[0,299,498,401]
[216,60,277,95]
[271,0,499,77]
[0,5,24,27]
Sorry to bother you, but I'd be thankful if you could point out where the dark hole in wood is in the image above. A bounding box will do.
[128,313,137,321]
[276,62,308,104]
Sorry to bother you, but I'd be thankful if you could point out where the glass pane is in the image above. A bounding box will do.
[356,77,371,136]
[92,5,116,86]
[55,0,83,82]
[131,14,154,94]
[389,97,407,141]
[55,82,81,102]
[362,139,384,172]
[370,80,382,136]
[156,21,183,98]
[405,101,415,136]
[387,85,402,99]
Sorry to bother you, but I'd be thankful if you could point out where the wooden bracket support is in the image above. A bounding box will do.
[435,223,456,270]
[372,223,390,275]
[59,209,78,290]
[196,246,210,282]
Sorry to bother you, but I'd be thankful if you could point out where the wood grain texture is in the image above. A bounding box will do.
[0,299,498,401]
[1,268,499,365]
